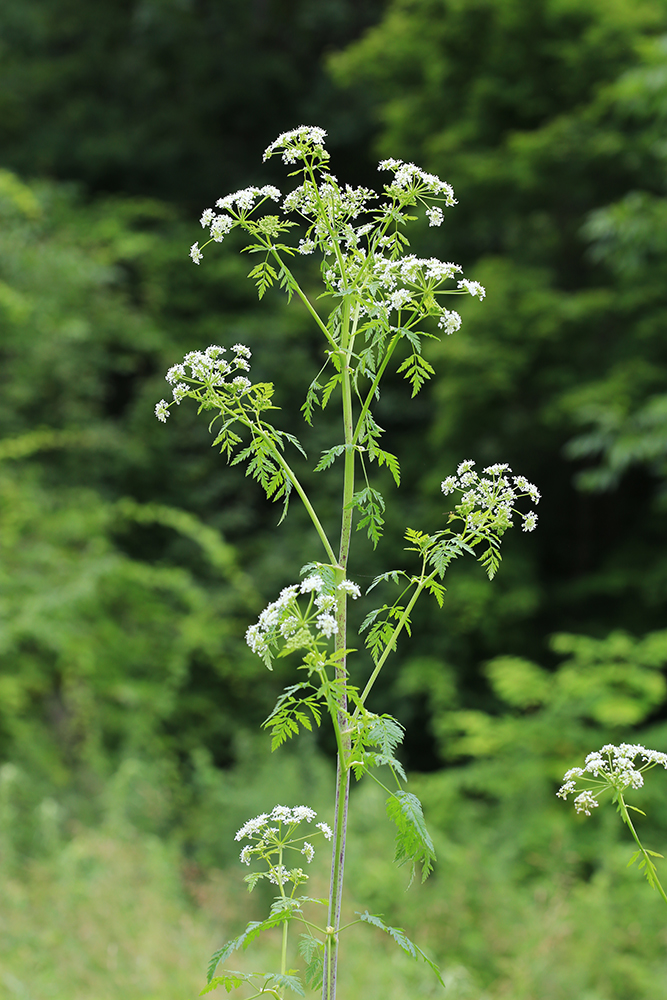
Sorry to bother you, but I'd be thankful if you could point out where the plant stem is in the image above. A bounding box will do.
[618,795,667,907]
[269,248,338,352]
[253,426,337,566]
[355,567,435,713]
[322,299,357,1000]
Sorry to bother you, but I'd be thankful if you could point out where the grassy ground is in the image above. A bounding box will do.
[1,751,667,1000]
[2,799,667,1000]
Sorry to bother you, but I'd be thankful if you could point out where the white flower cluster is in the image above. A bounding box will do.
[438,310,462,335]
[155,344,252,422]
[190,186,281,264]
[235,804,317,842]
[263,125,329,164]
[378,158,457,206]
[216,185,281,214]
[245,576,361,657]
[558,744,667,816]
[318,250,479,335]
[233,804,333,879]
[245,584,300,657]
[440,460,540,533]
[457,278,486,300]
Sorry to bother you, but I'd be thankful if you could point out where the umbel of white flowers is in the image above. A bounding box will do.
[558,743,667,816]
[441,460,540,533]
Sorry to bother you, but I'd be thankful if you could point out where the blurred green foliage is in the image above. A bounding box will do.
[3,0,667,995]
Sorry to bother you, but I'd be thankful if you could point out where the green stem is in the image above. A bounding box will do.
[253,424,337,566]
[351,333,401,448]
[322,298,357,1000]
[269,248,339,352]
[355,567,436,715]
[618,795,667,907]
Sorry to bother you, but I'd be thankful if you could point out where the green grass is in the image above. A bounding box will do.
[1,756,667,1000]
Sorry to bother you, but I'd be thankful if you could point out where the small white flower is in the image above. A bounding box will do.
[300,575,324,594]
[457,460,475,476]
[301,842,315,862]
[337,579,361,599]
[270,805,293,823]
[235,813,269,841]
[233,344,252,358]
[280,616,300,638]
[155,399,170,423]
[232,376,251,391]
[298,239,316,255]
[240,845,253,865]
[316,613,338,638]
[200,208,216,228]
[190,242,203,264]
[457,278,486,300]
[316,822,333,840]
[165,363,186,384]
[263,126,328,164]
[426,206,444,226]
[573,790,599,816]
[441,475,458,495]
[438,310,462,335]
[291,805,316,823]
[522,511,538,532]
[315,594,336,611]
[389,288,412,311]
[210,214,234,242]
[268,864,289,885]
[172,382,189,404]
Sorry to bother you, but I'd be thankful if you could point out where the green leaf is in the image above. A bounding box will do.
[200,971,251,994]
[298,935,324,990]
[263,973,305,996]
[314,444,346,473]
[385,790,436,884]
[301,381,322,425]
[348,487,385,547]
[357,912,444,987]
[366,569,408,594]
[247,260,278,299]
[367,443,401,486]
[321,372,343,408]
[206,908,296,982]
[262,683,323,751]
[396,352,435,397]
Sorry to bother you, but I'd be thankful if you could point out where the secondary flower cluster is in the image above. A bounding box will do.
[191,185,282,263]
[263,126,329,165]
[441,461,540,533]
[558,743,667,816]
[245,575,361,662]
[154,343,252,422]
[378,158,457,206]
[233,804,333,889]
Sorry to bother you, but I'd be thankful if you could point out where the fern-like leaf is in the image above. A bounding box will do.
[357,912,444,987]
[385,790,436,885]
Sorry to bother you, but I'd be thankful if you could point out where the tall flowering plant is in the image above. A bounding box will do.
[156,127,539,1000]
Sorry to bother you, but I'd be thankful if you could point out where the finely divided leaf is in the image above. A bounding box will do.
[314,444,346,473]
[247,261,278,299]
[385,790,436,884]
[200,971,251,995]
[357,912,444,987]
[396,353,435,397]
[206,908,297,982]
[298,935,324,990]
